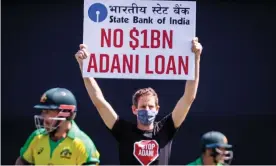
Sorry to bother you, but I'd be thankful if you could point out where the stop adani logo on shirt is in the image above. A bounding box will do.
[133,140,159,166]
[83,0,196,80]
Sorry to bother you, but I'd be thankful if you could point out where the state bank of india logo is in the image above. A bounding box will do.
[88,3,108,23]
[133,140,159,166]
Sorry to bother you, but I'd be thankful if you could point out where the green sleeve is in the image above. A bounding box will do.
[187,157,202,165]
[84,138,100,164]
[79,133,100,165]
[187,161,197,165]
[19,129,44,163]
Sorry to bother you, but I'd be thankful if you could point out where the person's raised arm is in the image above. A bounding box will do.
[75,44,118,129]
[172,37,203,128]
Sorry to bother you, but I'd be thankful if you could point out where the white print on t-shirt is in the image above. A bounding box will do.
[133,140,159,166]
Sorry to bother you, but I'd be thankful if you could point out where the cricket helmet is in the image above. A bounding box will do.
[34,88,78,133]
[201,131,233,165]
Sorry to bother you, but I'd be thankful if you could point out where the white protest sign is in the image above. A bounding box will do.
[83,0,196,80]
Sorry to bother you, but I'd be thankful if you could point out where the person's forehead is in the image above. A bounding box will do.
[138,95,155,104]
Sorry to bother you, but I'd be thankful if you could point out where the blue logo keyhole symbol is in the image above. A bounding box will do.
[88,3,108,23]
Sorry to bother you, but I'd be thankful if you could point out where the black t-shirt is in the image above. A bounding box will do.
[109,113,179,165]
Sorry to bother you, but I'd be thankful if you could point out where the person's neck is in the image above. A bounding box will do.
[51,121,72,141]
[202,154,216,165]
[137,122,154,131]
